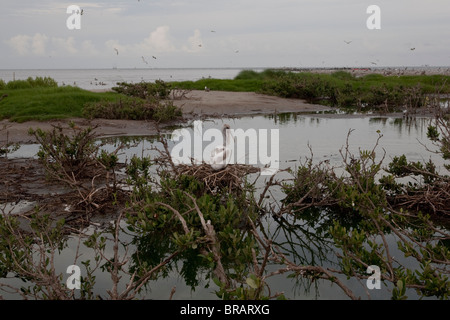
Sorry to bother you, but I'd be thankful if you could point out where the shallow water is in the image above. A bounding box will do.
[2,114,447,300]
[8,114,444,171]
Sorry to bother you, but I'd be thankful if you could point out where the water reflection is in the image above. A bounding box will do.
[2,113,448,300]
[369,117,433,137]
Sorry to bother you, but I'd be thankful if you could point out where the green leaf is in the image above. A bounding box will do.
[246,276,259,289]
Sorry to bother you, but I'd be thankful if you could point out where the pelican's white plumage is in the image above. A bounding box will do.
[210,124,233,170]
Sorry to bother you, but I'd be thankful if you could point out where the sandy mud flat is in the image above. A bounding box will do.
[1,90,332,144]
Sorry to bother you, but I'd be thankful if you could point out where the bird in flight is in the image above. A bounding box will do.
[114,48,119,55]
[410,47,416,51]
[142,56,149,64]
[152,55,157,59]
[344,40,352,45]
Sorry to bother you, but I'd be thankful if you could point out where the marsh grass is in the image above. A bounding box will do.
[170,78,263,92]
[83,97,182,122]
[2,72,450,122]
[172,69,450,111]
[0,86,119,122]
[0,76,57,90]
[0,77,181,123]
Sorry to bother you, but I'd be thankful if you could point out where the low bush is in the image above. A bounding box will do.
[82,96,182,122]
[3,76,58,90]
[112,80,172,100]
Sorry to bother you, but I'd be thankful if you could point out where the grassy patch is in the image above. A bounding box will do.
[170,78,263,92]
[2,72,450,123]
[83,96,182,122]
[0,76,58,90]
[0,86,119,122]
[0,77,181,123]
[170,69,450,110]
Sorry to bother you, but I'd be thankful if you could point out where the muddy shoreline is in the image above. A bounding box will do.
[0,89,421,145]
[1,90,335,144]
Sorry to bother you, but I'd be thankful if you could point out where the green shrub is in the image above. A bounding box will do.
[331,71,355,81]
[5,76,58,90]
[83,97,182,122]
[112,80,172,100]
[234,70,264,80]
[6,79,32,90]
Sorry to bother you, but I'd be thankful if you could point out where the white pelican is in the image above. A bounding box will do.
[210,124,233,171]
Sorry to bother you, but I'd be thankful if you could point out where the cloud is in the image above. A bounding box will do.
[6,35,31,55]
[182,29,203,53]
[6,33,49,56]
[6,33,101,58]
[105,26,176,55]
[31,33,49,55]
[1,0,450,68]
[138,26,176,53]
[51,36,78,55]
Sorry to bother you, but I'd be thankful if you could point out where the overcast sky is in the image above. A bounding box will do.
[1,0,449,69]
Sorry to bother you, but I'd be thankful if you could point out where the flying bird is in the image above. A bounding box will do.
[142,56,149,64]
[344,40,352,44]
[152,55,157,59]
[114,48,119,55]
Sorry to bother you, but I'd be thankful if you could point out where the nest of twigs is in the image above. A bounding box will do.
[174,162,260,195]
[155,135,261,195]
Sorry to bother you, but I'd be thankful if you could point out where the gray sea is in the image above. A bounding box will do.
[0,68,253,90]
[1,66,449,91]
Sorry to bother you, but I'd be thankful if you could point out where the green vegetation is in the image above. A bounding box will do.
[1,72,450,122]
[171,78,263,92]
[83,97,182,122]
[1,113,449,299]
[83,80,182,122]
[170,69,286,93]
[173,69,450,111]
[0,76,57,90]
[0,85,119,122]
[112,79,172,99]
[0,77,181,122]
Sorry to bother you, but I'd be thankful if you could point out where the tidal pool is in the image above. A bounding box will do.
[2,113,447,300]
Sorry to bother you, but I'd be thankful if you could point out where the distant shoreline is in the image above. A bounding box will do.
[2,66,450,91]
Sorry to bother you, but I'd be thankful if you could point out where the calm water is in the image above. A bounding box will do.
[1,66,448,91]
[0,68,253,90]
[3,114,446,300]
